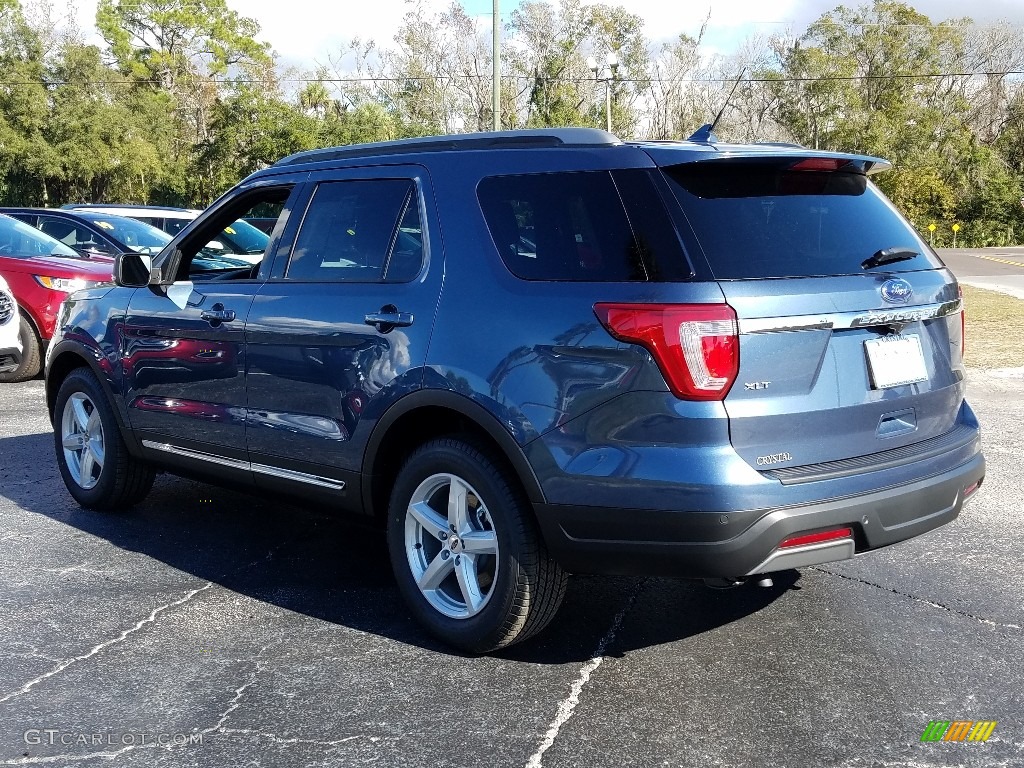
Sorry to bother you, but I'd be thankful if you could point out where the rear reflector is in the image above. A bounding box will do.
[779,527,853,549]
[958,284,966,361]
[964,480,981,498]
[594,303,739,400]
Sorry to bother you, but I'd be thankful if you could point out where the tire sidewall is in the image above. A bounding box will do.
[53,369,124,508]
[387,439,527,651]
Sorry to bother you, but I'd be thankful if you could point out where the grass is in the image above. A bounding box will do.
[961,284,1024,369]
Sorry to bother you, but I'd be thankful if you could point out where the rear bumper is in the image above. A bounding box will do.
[535,452,985,578]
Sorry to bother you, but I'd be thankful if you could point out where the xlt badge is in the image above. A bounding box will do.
[744,381,771,391]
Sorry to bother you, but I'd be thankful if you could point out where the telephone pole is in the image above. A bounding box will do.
[492,0,500,130]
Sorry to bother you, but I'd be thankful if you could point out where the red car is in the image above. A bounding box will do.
[0,214,112,382]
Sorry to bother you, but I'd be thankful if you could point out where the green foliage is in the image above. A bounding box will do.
[761,0,1024,246]
[0,0,1018,250]
[96,0,270,86]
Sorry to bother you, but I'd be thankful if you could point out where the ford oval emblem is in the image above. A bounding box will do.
[880,278,913,304]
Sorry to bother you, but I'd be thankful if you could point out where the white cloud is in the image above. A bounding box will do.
[68,0,801,68]
[65,0,1024,73]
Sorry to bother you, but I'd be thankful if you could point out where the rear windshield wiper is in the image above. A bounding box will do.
[862,247,919,270]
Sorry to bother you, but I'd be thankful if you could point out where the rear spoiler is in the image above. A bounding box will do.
[637,144,892,175]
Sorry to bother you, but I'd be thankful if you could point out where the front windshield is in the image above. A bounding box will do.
[84,214,172,255]
[0,215,80,258]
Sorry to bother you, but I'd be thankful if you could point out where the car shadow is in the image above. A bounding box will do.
[0,430,799,664]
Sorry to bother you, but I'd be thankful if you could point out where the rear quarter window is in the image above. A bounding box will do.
[664,159,943,279]
[478,171,649,281]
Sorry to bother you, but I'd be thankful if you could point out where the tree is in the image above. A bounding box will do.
[96,0,270,89]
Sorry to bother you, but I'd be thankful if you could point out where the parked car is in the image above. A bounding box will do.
[241,217,278,234]
[0,274,22,374]
[46,129,984,652]
[3,208,254,276]
[62,204,269,263]
[1,208,170,260]
[0,214,112,382]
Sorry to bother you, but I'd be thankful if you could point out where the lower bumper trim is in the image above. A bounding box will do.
[746,538,855,575]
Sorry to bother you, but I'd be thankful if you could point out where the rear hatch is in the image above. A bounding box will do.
[659,154,965,472]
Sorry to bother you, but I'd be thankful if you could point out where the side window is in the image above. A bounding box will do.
[477,171,647,281]
[164,218,191,236]
[286,179,420,283]
[175,187,293,281]
[38,217,116,255]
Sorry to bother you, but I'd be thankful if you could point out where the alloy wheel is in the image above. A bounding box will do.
[404,472,500,619]
[60,392,105,490]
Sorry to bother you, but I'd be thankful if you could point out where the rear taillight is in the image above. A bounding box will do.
[779,527,853,549]
[594,303,739,400]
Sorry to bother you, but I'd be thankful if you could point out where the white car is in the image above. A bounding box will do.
[0,274,22,375]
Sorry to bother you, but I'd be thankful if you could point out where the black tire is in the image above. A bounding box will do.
[53,368,155,510]
[386,437,568,653]
[0,316,41,383]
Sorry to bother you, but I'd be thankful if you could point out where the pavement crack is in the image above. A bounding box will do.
[525,579,647,768]
[0,644,282,765]
[217,729,370,747]
[811,566,1022,632]
[0,582,215,706]
[0,748,136,765]
[197,642,280,736]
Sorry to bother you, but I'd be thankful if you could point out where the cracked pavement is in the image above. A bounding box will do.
[0,372,1021,767]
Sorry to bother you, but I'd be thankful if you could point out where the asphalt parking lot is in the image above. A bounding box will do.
[1,311,1022,766]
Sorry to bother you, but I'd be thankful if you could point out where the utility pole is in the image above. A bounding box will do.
[492,0,500,131]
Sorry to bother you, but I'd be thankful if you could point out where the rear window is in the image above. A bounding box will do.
[664,159,943,279]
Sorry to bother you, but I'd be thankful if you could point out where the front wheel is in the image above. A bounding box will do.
[387,437,568,653]
[53,368,155,510]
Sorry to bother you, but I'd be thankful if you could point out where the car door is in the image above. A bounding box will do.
[123,178,306,474]
[244,166,441,507]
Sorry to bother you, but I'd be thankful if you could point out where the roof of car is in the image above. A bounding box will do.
[263,128,891,176]
[273,128,622,167]
[61,204,201,217]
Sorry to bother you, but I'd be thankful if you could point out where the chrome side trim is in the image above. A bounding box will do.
[746,538,855,575]
[141,440,345,491]
[141,440,250,471]
[739,299,962,335]
[250,462,346,491]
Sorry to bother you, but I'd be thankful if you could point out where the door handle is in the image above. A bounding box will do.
[364,306,413,332]
[200,304,236,324]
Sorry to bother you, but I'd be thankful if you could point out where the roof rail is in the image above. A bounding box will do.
[273,128,621,167]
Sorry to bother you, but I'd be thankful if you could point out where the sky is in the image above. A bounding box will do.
[65,0,1024,72]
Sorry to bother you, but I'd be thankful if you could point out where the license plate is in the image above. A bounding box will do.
[864,334,928,389]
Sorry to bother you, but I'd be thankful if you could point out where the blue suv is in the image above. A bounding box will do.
[45,129,985,652]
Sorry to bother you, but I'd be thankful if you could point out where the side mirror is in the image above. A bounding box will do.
[113,252,154,288]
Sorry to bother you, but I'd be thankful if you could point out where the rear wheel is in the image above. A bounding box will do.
[53,368,155,510]
[386,437,567,653]
[0,316,41,383]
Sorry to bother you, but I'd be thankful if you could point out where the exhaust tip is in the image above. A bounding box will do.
[704,577,745,590]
